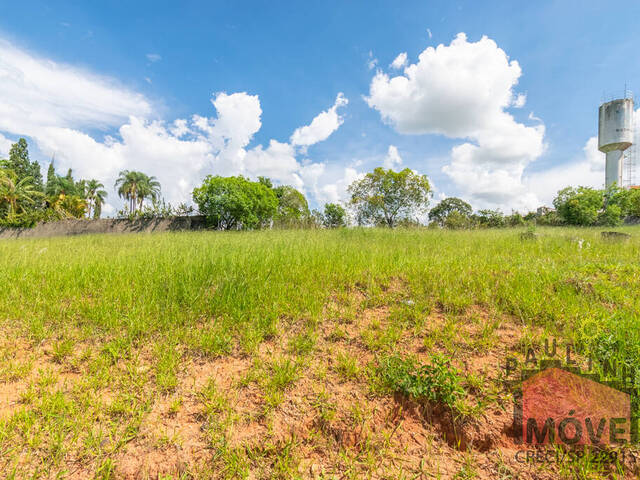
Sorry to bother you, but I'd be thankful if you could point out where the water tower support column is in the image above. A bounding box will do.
[605,150,623,188]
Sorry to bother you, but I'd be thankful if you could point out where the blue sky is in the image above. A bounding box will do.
[1,1,640,214]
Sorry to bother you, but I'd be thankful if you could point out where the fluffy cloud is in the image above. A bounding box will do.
[523,137,604,206]
[244,140,302,189]
[383,145,402,169]
[0,39,350,212]
[316,167,363,205]
[290,93,348,148]
[367,33,545,210]
[0,39,150,132]
[390,52,407,70]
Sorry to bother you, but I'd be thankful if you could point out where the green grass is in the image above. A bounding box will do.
[0,226,639,478]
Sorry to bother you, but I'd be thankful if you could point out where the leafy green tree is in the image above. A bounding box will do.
[443,210,472,229]
[310,209,324,228]
[45,161,57,196]
[473,209,505,228]
[506,212,526,227]
[428,197,472,227]
[49,175,78,197]
[597,204,623,226]
[553,187,604,226]
[5,139,43,192]
[348,167,431,228]
[47,193,87,219]
[273,185,310,224]
[625,188,640,219]
[323,203,347,228]
[258,176,273,189]
[193,175,277,230]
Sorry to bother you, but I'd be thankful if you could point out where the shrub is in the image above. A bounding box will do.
[375,353,464,408]
[473,209,505,228]
[553,187,604,226]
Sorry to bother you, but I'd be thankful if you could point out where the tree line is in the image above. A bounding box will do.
[3,137,640,230]
[0,139,166,227]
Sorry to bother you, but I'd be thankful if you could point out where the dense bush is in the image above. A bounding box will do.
[193,175,278,230]
[322,203,347,228]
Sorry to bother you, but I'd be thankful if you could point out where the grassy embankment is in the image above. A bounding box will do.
[0,227,639,479]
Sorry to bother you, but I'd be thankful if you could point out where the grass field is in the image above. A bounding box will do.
[1,227,639,479]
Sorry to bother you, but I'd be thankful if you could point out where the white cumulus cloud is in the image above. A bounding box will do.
[390,52,408,70]
[366,33,546,211]
[0,39,351,212]
[523,137,604,206]
[0,39,151,132]
[290,93,348,148]
[383,145,403,169]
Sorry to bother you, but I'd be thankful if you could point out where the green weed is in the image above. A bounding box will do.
[375,353,465,409]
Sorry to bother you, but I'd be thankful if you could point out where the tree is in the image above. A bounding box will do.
[348,168,431,228]
[115,170,161,213]
[258,176,273,189]
[443,210,472,229]
[5,139,43,192]
[136,175,161,211]
[553,187,604,226]
[323,203,346,228]
[0,170,43,218]
[506,212,526,227]
[597,204,622,227]
[473,209,505,228]
[46,161,57,196]
[47,193,87,219]
[84,180,108,219]
[192,175,277,230]
[309,209,324,228]
[428,197,472,227]
[625,188,640,219]
[49,175,78,197]
[273,185,310,225]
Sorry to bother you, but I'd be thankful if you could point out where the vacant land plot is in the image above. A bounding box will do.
[0,228,639,479]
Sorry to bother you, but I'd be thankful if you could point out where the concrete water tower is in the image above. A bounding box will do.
[598,98,634,188]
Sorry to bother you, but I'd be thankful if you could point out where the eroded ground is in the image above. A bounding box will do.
[1,280,636,480]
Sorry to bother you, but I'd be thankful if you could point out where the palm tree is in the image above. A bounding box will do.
[115,170,161,213]
[0,170,43,218]
[136,175,161,211]
[84,179,107,219]
[49,175,78,197]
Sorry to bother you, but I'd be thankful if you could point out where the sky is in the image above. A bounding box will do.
[1,0,640,216]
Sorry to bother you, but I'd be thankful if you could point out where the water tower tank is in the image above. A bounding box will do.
[598,98,634,188]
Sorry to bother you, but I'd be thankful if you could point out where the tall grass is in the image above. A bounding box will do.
[0,226,639,477]
[0,227,638,358]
